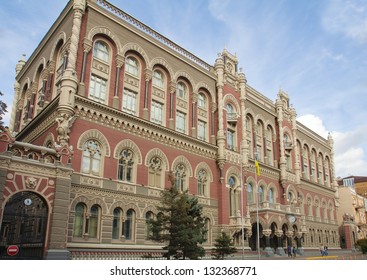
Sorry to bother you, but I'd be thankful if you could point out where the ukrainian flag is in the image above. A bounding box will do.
[255,160,260,177]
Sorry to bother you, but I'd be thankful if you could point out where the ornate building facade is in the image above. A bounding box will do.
[0,0,340,259]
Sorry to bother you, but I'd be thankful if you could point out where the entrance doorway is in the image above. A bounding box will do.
[0,191,48,259]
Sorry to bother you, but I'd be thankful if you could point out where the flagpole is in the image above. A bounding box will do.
[255,158,260,260]
[240,144,245,259]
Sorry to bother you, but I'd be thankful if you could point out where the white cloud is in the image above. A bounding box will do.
[297,114,329,138]
[322,0,367,44]
[298,114,367,177]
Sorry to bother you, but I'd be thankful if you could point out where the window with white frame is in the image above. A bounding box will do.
[153,70,164,88]
[125,56,139,76]
[89,74,107,104]
[198,92,206,108]
[81,140,102,176]
[174,163,186,192]
[177,82,186,99]
[122,88,137,115]
[176,111,186,133]
[227,129,235,150]
[148,156,163,188]
[93,41,109,62]
[118,149,134,182]
[151,100,163,125]
[198,120,206,141]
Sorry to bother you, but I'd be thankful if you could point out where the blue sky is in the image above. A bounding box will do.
[0,0,366,178]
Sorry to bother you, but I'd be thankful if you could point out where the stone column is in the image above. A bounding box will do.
[112,55,124,109]
[275,230,286,256]
[78,38,92,97]
[191,92,198,137]
[168,81,176,129]
[45,167,73,259]
[143,69,152,120]
[262,229,274,257]
[214,54,225,181]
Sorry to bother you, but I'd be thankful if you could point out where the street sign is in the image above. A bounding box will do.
[7,245,19,256]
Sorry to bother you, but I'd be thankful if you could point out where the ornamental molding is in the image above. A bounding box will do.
[74,97,217,160]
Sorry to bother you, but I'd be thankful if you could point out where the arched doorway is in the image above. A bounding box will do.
[0,191,48,259]
[249,222,264,251]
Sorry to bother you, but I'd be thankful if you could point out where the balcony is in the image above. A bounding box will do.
[226,112,238,123]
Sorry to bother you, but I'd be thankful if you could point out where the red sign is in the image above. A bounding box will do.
[7,245,19,256]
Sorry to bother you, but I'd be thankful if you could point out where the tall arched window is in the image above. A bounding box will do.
[229,176,239,216]
[112,208,123,240]
[265,126,273,165]
[73,203,86,238]
[125,56,139,76]
[198,93,206,108]
[118,149,134,182]
[148,156,163,188]
[247,183,253,204]
[89,40,110,104]
[303,146,310,179]
[175,163,186,192]
[258,186,264,202]
[153,70,164,88]
[269,188,274,203]
[246,116,253,158]
[89,205,100,238]
[197,169,207,196]
[81,140,102,176]
[123,209,134,240]
[93,41,109,62]
[177,82,186,99]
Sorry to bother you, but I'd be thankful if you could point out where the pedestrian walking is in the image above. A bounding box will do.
[324,246,328,256]
[320,245,324,256]
[287,245,292,257]
[292,246,297,258]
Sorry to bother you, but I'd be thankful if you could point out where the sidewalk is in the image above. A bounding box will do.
[229,249,366,260]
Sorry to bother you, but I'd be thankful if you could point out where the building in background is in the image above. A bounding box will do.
[337,176,367,249]
[0,0,340,259]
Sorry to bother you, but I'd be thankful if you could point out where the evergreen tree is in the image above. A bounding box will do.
[0,91,7,127]
[150,186,207,260]
[211,232,237,260]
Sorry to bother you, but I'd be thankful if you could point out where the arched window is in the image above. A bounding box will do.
[255,121,264,162]
[123,209,134,240]
[153,70,164,88]
[148,156,163,188]
[93,41,109,62]
[269,188,274,203]
[247,183,253,204]
[81,140,102,176]
[198,93,206,108]
[197,169,207,196]
[89,205,100,238]
[73,203,86,238]
[125,56,139,76]
[118,149,134,182]
[89,41,110,104]
[246,116,253,158]
[265,126,273,165]
[175,163,186,192]
[303,146,309,179]
[177,82,186,99]
[229,176,239,216]
[112,208,123,240]
[145,211,154,239]
[258,186,264,202]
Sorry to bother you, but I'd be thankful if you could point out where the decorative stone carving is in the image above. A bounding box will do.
[25,177,38,189]
[56,113,75,146]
